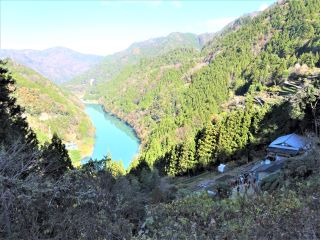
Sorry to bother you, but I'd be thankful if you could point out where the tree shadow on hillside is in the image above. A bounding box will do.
[153,99,314,177]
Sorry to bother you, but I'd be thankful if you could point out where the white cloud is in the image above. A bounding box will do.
[204,17,237,33]
[258,3,269,11]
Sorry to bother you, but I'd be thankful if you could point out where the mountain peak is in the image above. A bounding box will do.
[0,48,103,84]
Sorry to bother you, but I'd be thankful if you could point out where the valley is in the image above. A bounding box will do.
[4,0,320,177]
[64,0,320,177]
[2,0,320,239]
[65,32,213,93]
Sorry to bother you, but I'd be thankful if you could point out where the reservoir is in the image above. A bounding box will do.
[82,104,140,169]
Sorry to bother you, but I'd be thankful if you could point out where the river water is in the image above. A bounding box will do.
[82,104,140,169]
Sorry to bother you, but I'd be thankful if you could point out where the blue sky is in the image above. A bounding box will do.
[1,0,275,55]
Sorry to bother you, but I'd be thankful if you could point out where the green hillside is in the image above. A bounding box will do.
[6,60,94,165]
[2,0,320,239]
[65,32,203,97]
[78,0,320,173]
[2,54,320,239]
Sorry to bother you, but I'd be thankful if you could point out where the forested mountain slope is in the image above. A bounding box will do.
[1,52,320,240]
[2,60,320,239]
[81,0,320,172]
[6,60,94,165]
[65,32,212,96]
[2,1,320,239]
[0,47,103,84]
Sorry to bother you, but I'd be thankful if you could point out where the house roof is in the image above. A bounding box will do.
[267,146,299,155]
[268,133,309,151]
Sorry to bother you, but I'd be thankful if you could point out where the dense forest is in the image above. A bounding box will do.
[79,0,320,177]
[1,57,320,238]
[2,0,320,239]
[65,32,204,96]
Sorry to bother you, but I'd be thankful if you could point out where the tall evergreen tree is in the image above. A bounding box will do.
[0,60,38,149]
[41,133,74,179]
[178,140,196,175]
[196,122,218,168]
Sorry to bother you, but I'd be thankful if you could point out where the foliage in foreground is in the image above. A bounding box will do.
[136,150,320,239]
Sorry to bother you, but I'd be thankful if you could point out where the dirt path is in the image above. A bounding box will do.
[191,161,259,192]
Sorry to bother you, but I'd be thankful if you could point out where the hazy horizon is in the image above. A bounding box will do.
[1,0,275,55]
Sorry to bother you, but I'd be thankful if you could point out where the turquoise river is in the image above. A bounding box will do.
[82,104,140,169]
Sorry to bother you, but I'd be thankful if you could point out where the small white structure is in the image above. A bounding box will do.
[218,164,226,173]
[264,159,271,165]
[89,78,95,86]
[39,112,50,121]
[65,142,78,150]
[207,190,217,196]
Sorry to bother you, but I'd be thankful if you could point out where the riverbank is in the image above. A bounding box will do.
[81,99,100,104]
[82,103,140,168]
[102,105,141,145]
[70,139,94,168]
[99,102,146,147]
[83,101,142,145]
[92,98,145,146]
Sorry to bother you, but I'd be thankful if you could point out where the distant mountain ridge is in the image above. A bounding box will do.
[0,47,103,84]
[65,32,216,92]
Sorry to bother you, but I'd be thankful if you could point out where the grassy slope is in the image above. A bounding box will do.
[7,60,94,166]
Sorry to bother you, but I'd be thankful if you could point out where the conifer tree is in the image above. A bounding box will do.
[41,133,74,179]
[167,147,178,176]
[196,122,217,168]
[178,140,196,175]
[0,60,38,149]
[105,153,125,177]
